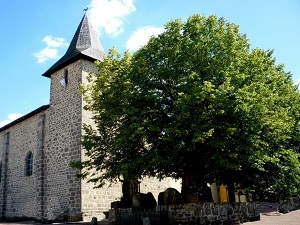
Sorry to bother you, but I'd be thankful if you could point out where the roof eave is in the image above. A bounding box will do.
[0,105,50,132]
[42,53,101,78]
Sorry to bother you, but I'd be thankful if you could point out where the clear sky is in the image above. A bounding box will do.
[0,0,299,127]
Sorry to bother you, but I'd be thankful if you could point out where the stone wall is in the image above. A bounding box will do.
[140,177,181,205]
[0,58,181,222]
[80,60,181,221]
[80,60,123,221]
[114,202,260,225]
[0,109,47,220]
[278,196,300,213]
[43,60,84,221]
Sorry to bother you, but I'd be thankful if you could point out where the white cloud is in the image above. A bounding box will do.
[34,47,58,64]
[126,26,164,51]
[0,113,23,128]
[88,0,136,37]
[42,36,68,48]
[34,35,68,63]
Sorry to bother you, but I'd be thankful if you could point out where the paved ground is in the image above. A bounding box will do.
[243,203,300,225]
[245,209,300,225]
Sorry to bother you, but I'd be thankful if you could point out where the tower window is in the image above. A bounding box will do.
[25,152,33,176]
[64,69,69,87]
[0,163,2,183]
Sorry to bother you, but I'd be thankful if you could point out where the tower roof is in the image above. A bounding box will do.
[42,14,105,78]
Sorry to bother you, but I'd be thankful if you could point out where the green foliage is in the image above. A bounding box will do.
[72,14,300,198]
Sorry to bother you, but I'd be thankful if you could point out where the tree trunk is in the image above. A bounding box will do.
[227,178,236,203]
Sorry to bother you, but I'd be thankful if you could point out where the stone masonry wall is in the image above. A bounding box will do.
[80,60,181,221]
[0,110,47,219]
[80,60,121,221]
[115,202,260,225]
[81,60,125,221]
[43,60,83,221]
[0,58,181,222]
[140,177,181,202]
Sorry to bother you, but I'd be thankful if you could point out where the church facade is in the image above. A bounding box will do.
[0,14,179,222]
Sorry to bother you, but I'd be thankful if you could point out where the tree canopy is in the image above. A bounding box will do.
[73,14,300,199]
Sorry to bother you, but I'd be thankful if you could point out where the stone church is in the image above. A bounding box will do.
[0,14,179,222]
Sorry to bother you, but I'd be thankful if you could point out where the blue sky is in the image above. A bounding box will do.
[0,0,299,127]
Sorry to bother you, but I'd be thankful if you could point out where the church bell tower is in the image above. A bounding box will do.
[41,14,105,220]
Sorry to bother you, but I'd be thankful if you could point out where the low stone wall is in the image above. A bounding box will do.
[278,196,300,214]
[113,202,260,225]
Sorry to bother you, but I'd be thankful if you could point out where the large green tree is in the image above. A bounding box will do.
[73,14,300,200]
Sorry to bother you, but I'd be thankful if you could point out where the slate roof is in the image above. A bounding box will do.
[42,13,105,78]
[0,105,50,132]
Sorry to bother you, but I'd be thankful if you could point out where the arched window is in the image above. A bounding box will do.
[25,152,33,176]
